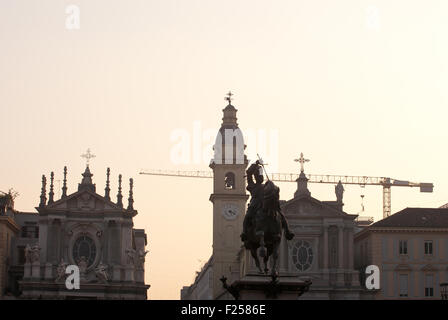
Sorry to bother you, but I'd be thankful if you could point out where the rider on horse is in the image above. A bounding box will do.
[240,160,294,246]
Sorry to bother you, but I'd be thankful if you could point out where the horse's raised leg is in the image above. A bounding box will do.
[250,248,263,274]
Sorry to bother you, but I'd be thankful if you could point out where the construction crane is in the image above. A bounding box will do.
[139,169,434,219]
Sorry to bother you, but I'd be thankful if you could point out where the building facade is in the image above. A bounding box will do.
[266,173,363,299]
[181,97,364,300]
[0,192,20,299]
[1,165,150,299]
[354,207,448,299]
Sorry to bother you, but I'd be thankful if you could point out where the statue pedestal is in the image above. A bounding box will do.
[80,271,87,282]
[222,274,312,300]
[44,263,53,279]
[124,266,135,282]
[135,269,144,283]
[111,265,122,281]
[24,262,31,279]
[336,271,345,286]
[31,261,41,279]
[350,271,361,287]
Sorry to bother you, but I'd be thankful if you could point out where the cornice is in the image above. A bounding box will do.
[209,194,249,202]
[369,227,448,233]
[0,216,20,233]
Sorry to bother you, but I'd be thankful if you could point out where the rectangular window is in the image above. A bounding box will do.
[21,225,39,239]
[425,275,434,297]
[424,241,433,255]
[399,240,408,255]
[399,274,408,297]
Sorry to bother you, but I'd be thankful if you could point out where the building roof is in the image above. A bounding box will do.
[370,207,448,228]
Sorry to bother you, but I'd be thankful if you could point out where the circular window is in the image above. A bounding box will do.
[72,235,97,268]
[292,240,313,271]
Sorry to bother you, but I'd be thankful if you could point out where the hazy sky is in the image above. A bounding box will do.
[1,0,448,299]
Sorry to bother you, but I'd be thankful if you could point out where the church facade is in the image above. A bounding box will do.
[181,97,364,300]
[269,173,363,299]
[1,165,149,299]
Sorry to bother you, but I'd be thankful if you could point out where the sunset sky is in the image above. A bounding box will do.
[1,1,448,299]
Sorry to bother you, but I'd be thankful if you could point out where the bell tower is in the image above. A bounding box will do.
[209,92,248,299]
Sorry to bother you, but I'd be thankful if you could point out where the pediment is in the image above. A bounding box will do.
[281,195,348,218]
[421,264,438,272]
[395,264,412,271]
[43,190,123,212]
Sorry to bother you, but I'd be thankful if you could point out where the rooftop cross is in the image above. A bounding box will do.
[224,91,234,104]
[81,148,96,167]
[294,152,310,173]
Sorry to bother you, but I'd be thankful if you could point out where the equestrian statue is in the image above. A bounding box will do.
[240,157,294,276]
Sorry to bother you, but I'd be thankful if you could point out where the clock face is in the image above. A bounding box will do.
[222,203,239,220]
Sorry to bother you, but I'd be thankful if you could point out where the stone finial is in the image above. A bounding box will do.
[294,172,311,198]
[293,152,311,198]
[62,166,68,198]
[78,166,96,192]
[105,168,111,201]
[39,175,47,207]
[127,178,134,210]
[48,172,55,204]
[117,174,123,208]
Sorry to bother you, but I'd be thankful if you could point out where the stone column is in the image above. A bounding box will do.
[337,225,345,285]
[348,228,360,287]
[38,219,48,262]
[348,228,354,270]
[338,226,344,269]
[323,224,329,280]
[60,218,67,262]
[279,237,287,273]
[323,226,329,269]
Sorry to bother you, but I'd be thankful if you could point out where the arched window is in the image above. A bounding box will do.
[224,172,235,190]
[292,240,313,271]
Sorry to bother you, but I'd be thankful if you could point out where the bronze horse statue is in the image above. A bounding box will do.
[241,161,294,276]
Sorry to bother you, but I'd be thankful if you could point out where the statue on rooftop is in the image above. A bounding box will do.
[335,180,344,204]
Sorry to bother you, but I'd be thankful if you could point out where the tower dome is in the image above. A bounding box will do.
[211,92,247,166]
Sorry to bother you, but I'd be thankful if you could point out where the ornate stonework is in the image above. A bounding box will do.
[14,165,150,299]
